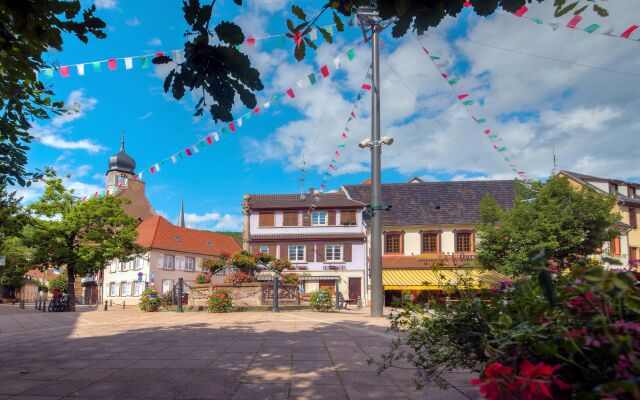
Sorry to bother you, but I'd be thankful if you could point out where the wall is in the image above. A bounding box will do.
[249,210,364,236]
[369,225,477,256]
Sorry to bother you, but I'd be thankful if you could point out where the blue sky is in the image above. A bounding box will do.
[19,0,640,231]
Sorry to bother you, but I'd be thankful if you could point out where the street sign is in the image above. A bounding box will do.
[137,272,143,282]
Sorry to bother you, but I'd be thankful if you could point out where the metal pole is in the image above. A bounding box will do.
[177,278,183,312]
[370,24,384,317]
[272,276,279,312]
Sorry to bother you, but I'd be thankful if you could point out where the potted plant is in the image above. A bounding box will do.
[195,274,211,284]
[310,289,333,312]
[139,288,161,312]
[208,289,233,313]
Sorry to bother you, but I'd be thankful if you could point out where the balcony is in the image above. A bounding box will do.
[80,275,97,284]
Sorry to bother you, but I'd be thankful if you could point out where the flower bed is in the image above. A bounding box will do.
[208,289,233,313]
[139,288,161,312]
[310,289,333,312]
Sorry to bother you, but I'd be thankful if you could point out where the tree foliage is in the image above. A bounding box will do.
[0,1,106,186]
[476,176,620,276]
[0,237,30,291]
[26,177,144,310]
[48,272,68,293]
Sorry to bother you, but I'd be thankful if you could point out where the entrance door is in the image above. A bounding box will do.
[319,280,334,294]
[348,278,361,301]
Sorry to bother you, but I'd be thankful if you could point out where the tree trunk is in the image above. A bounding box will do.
[67,263,76,312]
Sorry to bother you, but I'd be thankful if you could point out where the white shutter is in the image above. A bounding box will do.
[157,254,164,269]
[177,256,185,270]
[196,258,203,271]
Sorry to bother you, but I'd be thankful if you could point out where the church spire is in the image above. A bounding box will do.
[178,196,185,227]
[121,129,125,151]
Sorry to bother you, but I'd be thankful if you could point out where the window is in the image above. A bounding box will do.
[185,257,195,271]
[340,210,357,226]
[629,187,636,198]
[259,212,275,227]
[260,245,270,254]
[109,282,117,297]
[288,245,305,262]
[133,281,143,296]
[120,282,131,297]
[455,232,473,253]
[385,234,401,254]
[110,262,116,273]
[162,280,173,294]
[311,212,327,226]
[630,208,637,228]
[283,211,299,226]
[163,255,175,270]
[609,183,618,194]
[133,257,143,270]
[325,245,343,261]
[422,233,438,253]
[120,261,128,272]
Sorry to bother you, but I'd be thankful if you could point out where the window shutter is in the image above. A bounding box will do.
[306,244,314,262]
[344,243,352,262]
[268,245,276,255]
[280,244,288,260]
[176,256,185,270]
[328,210,336,225]
[157,254,164,268]
[303,214,311,226]
[259,212,275,227]
[316,243,325,262]
[196,258,203,271]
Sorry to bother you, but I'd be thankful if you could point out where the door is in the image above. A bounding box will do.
[319,280,335,294]
[348,278,361,301]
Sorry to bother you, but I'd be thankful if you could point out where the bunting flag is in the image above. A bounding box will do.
[419,41,533,187]
[504,7,640,43]
[303,65,373,218]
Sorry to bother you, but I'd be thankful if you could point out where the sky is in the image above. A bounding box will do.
[16,0,640,232]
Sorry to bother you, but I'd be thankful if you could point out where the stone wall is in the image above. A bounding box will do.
[189,282,301,308]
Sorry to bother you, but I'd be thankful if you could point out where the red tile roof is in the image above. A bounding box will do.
[136,216,241,256]
[25,269,44,279]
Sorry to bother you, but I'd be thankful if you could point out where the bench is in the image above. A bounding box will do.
[336,293,357,309]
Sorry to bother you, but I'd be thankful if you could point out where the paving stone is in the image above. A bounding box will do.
[290,384,349,400]
[231,383,290,400]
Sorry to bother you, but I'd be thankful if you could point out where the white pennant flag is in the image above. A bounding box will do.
[264,101,271,109]
[192,145,199,153]
[154,163,160,172]
[213,132,219,141]
[124,57,133,70]
[333,57,341,69]
[138,172,143,180]
[237,118,243,127]
[309,28,318,40]
[77,64,85,76]
[171,155,177,164]
[297,80,305,88]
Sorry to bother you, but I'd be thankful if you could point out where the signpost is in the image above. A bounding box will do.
[137,272,143,282]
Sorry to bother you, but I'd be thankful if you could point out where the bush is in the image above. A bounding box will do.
[139,288,161,312]
[224,270,254,285]
[195,274,211,284]
[310,289,333,312]
[208,289,233,313]
[48,273,68,293]
[282,273,299,284]
[376,264,640,399]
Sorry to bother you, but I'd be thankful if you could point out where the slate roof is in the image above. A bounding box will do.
[560,170,640,207]
[136,216,241,256]
[247,192,365,210]
[343,180,516,226]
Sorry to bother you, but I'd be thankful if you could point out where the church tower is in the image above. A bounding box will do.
[106,132,136,193]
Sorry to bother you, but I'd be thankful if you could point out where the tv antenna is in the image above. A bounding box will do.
[552,145,557,175]
[297,156,307,200]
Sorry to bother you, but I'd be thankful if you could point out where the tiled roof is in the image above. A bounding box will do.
[248,192,365,210]
[560,171,640,207]
[136,216,241,256]
[250,233,365,241]
[25,269,44,279]
[343,180,516,226]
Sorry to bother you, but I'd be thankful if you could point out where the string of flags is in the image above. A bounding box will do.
[38,24,340,80]
[82,41,363,201]
[303,67,374,220]
[418,41,533,187]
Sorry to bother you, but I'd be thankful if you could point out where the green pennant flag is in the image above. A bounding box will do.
[308,73,317,85]
[338,144,345,148]
[462,99,474,106]
[43,68,54,78]
[92,62,102,72]
[331,159,336,163]
[531,17,544,24]
[448,77,459,85]
[346,48,356,61]
[160,160,166,165]
[488,134,498,140]
[584,23,600,33]
[140,57,150,69]
[222,127,228,136]
[497,146,506,152]
[178,152,184,160]
[245,112,252,120]
[198,141,206,149]
[476,118,487,124]
[234,45,241,50]
[430,56,440,60]
[356,94,362,100]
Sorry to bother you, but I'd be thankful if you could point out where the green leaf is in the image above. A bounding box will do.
[304,37,317,50]
[286,19,295,32]
[573,4,588,15]
[625,295,640,314]
[498,313,512,327]
[291,5,307,21]
[319,27,333,44]
[333,11,344,32]
[593,4,609,17]
[294,40,306,61]
[555,1,579,17]
[215,21,245,45]
[395,0,412,16]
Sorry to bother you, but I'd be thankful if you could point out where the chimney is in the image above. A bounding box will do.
[309,187,314,194]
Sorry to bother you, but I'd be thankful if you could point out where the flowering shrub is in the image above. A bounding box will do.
[208,289,233,313]
[375,265,640,399]
[282,273,299,284]
[195,274,211,284]
[139,288,161,312]
[310,289,333,312]
[224,270,255,285]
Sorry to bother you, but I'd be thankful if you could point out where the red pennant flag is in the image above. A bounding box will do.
[229,123,236,132]
[361,83,371,90]
[118,183,123,189]
[463,1,471,7]
[150,166,156,174]
[621,25,639,38]
[441,73,448,78]
[155,52,164,57]
[350,111,356,118]
[320,65,329,78]
[341,133,347,139]
[422,47,429,55]
[106,190,110,196]
[335,150,341,157]
[514,5,528,17]
[457,94,469,100]
[286,88,295,98]
[294,32,303,46]
[484,129,491,135]
[82,196,87,201]
[254,107,260,114]
[206,136,213,145]
[133,175,138,181]
[186,148,193,156]
[108,59,117,70]
[566,15,583,29]
[517,171,525,175]
[247,36,256,46]
[60,66,70,77]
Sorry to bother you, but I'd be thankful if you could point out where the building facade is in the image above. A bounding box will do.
[559,171,640,268]
[243,190,368,304]
[343,179,515,304]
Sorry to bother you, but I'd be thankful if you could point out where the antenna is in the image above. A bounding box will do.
[298,156,307,200]
[552,145,557,175]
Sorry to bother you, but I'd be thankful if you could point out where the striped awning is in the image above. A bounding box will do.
[382,269,506,291]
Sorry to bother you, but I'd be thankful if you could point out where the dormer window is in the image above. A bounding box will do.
[206,241,212,247]
[174,236,182,242]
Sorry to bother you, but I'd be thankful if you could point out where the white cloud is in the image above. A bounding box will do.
[52,89,98,126]
[148,37,162,46]
[183,212,243,231]
[31,123,105,153]
[94,0,117,9]
[125,17,140,26]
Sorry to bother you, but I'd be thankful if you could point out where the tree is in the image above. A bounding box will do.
[27,177,144,311]
[0,237,30,295]
[48,272,68,294]
[164,0,609,121]
[0,185,28,246]
[0,1,106,186]
[476,176,619,276]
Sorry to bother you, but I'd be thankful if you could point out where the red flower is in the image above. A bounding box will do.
[471,362,514,400]
[508,360,569,400]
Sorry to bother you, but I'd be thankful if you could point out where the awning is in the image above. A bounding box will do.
[382,269,506,291]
